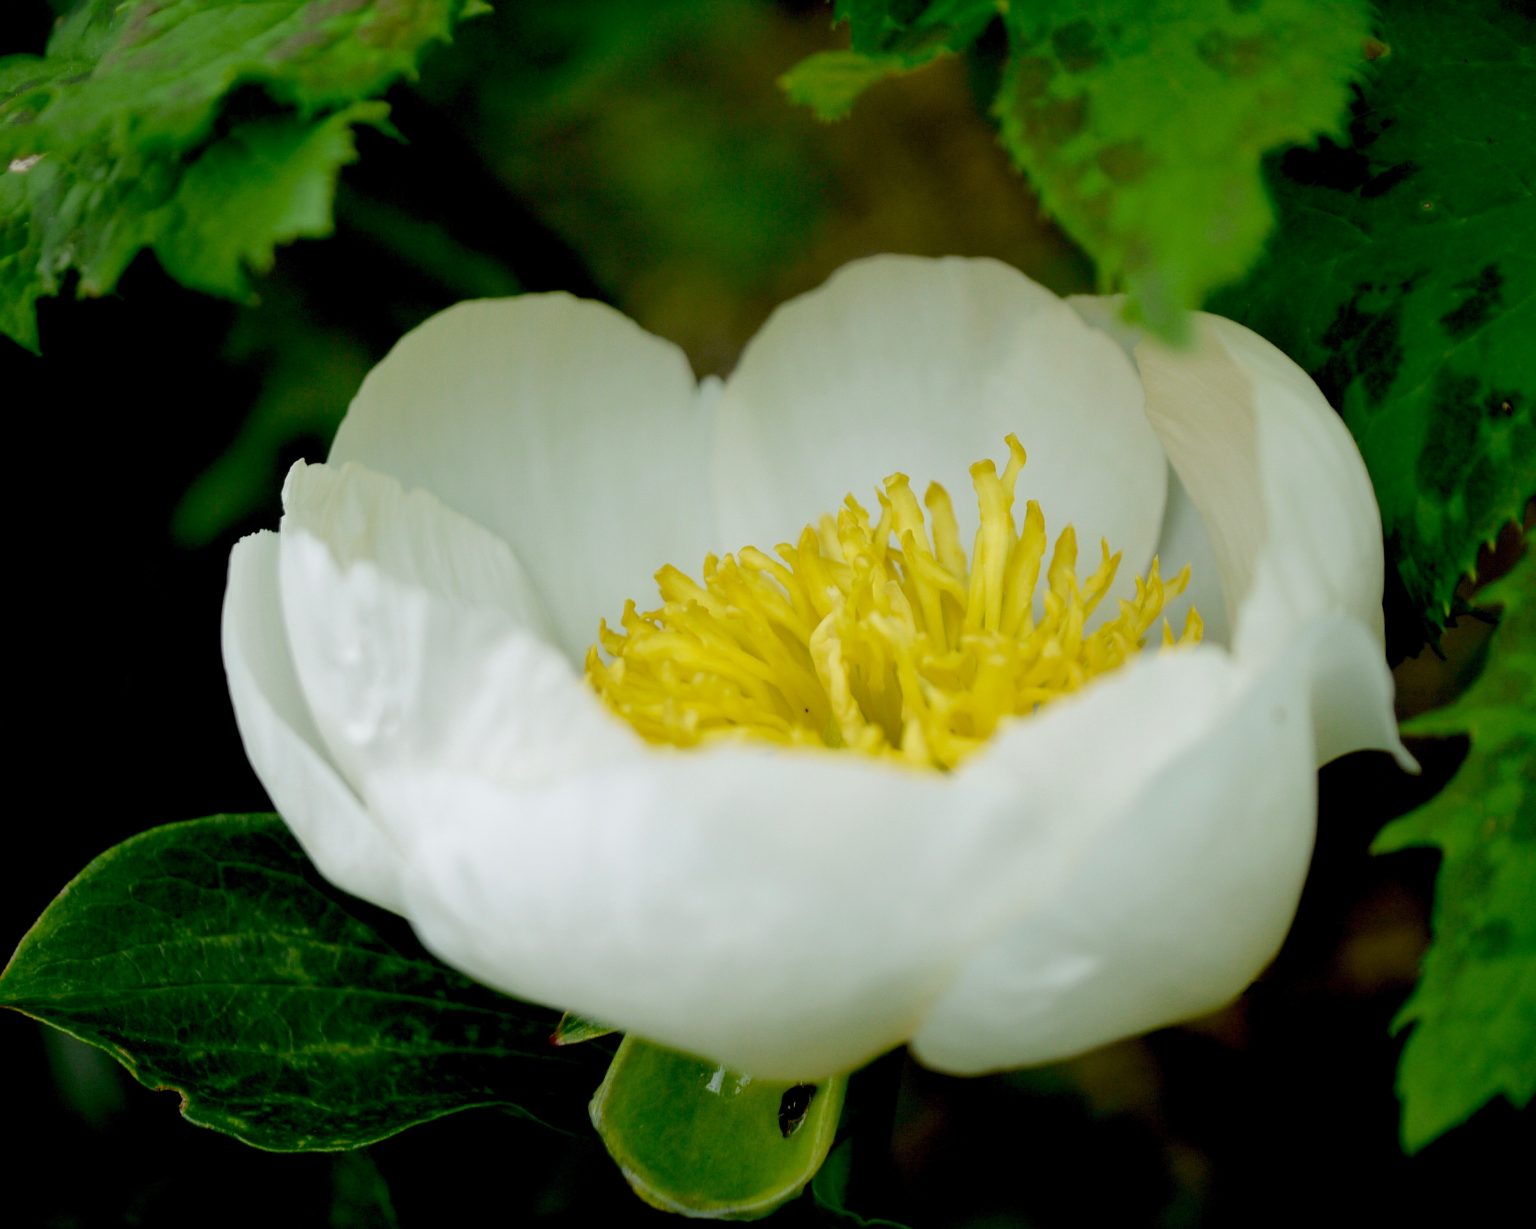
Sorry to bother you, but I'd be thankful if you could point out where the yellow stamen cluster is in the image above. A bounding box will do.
[586,436,1202,770]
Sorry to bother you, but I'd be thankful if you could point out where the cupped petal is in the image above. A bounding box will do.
[712,256,1169,585]
[1130,314,1405,763]
[283,460,555,639]
[1132,314,1386,655]
[276,461,638,819]
[1151,464,1231,649]
[346,642,1299,1081]
[912,627,1334,1073]
[364,740,1099,1081]
[328,296,713,662]
[222,532,407,913]
[1290,600,1405,769]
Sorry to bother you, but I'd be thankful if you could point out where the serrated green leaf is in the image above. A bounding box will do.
[780,51,910,122]
[833,1,997,57]
[5,0,459,146]
[155,102,387,295]
[833,0,903,55]
[591,1036,846,1220]
[784,1,997,119]
[1211,0,1535,633]
[994,0,1370,338]
[1374,554,1536,1151]
[0,1,479,350]
[0,814,598,1150]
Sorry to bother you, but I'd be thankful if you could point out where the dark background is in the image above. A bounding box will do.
[2,2,1530,1224]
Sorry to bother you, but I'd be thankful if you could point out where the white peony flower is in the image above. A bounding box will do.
[222,256,1409,1081]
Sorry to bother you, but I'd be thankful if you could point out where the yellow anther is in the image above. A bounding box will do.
[587,441,1202,770]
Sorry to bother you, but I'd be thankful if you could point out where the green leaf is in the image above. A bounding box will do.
[833,1,998,57]
[782,1,997,120]
[1211,0,1536,633]
[1374,553,1536,1152]
[780,51,911,122]
[994,0,1371,337]
[0,0,479,350]
[155,102,388,296]
[0,814,598,1150]
[590,1036,847,1220]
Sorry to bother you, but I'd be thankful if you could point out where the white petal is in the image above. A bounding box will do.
[328,296,713,662]
[1289,601,1407,769]
[712,256,1168,581]
[283,460,554,640]
[1151,464,1231,649]
[1065,295,1228,645]
[365,743,1090,1081]
[346,640,1310,1081]
[913,636,1322,1073]
[222,532,406,913]
[1133,315,1385,654]
[1063,291,1142,357]
[1132,314,1405,763]
[276,462,637,819]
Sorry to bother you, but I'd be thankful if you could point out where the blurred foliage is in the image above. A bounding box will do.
[1215,0,1536,642]
[781,0,994,120]
[176,0,1089,543]
[0,0,479,351]
[784,0,1372,338]
[1376,551,1536,1152]
[329,1151,400,1229]
[812,1141,911,1227]
[171,272,377,545]
[994,0,1370,338]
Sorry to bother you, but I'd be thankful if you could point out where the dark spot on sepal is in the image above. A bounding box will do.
[778,1084,817,1137]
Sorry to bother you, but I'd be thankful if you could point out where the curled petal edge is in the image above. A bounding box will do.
[223,532,408,913]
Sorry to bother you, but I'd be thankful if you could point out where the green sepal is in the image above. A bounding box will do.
[591,1036,846,1220]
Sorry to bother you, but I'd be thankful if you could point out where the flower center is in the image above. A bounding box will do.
[586,436,1202,770]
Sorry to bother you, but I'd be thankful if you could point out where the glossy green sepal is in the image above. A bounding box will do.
[590,1036,846,1220]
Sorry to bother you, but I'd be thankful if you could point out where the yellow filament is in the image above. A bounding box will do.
[586,436,1202,770]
